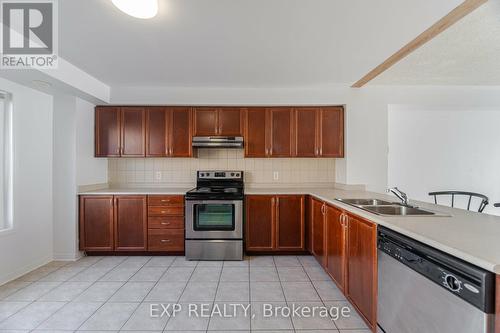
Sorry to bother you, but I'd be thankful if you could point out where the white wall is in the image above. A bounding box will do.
[53,95,79,260]
[76,98,107,186]
[0,78,54,285]
[388,105,500,215]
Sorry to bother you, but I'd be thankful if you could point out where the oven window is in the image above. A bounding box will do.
[194,204,235,231]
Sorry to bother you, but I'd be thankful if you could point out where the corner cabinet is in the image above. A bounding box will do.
[245,195,305,252]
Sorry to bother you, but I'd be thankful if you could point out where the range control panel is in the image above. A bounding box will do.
[197,171,243,180]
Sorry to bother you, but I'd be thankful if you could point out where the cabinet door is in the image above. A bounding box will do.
[121,107,146,156]
[295,108,318,157]
[346,214,377,327]
[311,198,326,266]
[218,108,243,136]
[146,107,168,157]
[319,107,344,157]
[95,107,121,157]
[193,107,218,136]
[79,196,114,251]
[245,195,275,251]
[114,196,147,251]
[276,195,305,250]
[326,205,346,289]
[170,107,192,157]
[245,108,268,157]
[269,107,293,157]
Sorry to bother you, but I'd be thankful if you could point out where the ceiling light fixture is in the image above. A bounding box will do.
[112,0,158,19]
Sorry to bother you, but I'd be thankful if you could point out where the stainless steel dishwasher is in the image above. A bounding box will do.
[377,226,495,333]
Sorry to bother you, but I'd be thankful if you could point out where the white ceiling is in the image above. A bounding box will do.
[372,0,499,85]
[59,0,462,88]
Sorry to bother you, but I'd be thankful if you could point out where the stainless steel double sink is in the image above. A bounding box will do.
[335,198,448,217]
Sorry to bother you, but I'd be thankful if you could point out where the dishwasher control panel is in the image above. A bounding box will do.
[378,226,495,313]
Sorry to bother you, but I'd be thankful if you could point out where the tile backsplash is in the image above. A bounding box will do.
[108,149,336,187]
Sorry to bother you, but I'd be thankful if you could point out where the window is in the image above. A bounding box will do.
[0,91,13,231]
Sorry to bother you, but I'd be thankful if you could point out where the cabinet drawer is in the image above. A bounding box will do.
[148,206,184,216]
[148,229,184,251]
[149,216,184,229]
[148,195,184,207]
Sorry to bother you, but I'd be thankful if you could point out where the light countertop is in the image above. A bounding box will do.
[79,185,500,274]
[248,187,500,274]
[78,187,192,195]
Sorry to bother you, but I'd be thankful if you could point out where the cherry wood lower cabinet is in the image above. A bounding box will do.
[345,212,377,329]
[309,197,377,332]
[147,195,185,252]
[114,196,147,251]
[79,196,114,251]
[311,198,326,266]
[245,195,305,252]
[325,204,346,290]
[79,194,185,253]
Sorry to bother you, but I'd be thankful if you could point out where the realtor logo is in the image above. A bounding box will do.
[1,0,58,68]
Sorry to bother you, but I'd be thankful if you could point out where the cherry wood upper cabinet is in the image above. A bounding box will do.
[79,196,114,251]
[146,107,168,157]
[311,198,326,266]
[193,107,243,136]
[345,213,377,328]
[218,108,243,136]
[146,107,192,157]
[170,107,192,157]
[326,204,346,290]
[193,107,218,136]
[245,195,275,251]
[121,107,146,156]
[245,108,268,157]
[269,107,294,157]
[114,195,147,251]
[319,106,344,157]
[295,108,318,157]
[95,107,121,157]
[276,195,305,250]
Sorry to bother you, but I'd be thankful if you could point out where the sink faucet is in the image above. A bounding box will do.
[387,187,409,206]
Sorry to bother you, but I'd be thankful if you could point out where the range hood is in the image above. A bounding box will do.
[192,136,244,148]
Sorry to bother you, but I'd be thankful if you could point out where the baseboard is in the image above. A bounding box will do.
[0,255,53,286]
[53,251,83,261]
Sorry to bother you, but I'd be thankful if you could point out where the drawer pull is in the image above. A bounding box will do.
[161,222,171,225]
[160,239,171,243]
[161,211,166,214]
[161,199,170,202]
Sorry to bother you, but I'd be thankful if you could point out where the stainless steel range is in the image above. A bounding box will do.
[185,171,244,261]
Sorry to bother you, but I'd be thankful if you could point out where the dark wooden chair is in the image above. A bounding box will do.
[428,191,489,213]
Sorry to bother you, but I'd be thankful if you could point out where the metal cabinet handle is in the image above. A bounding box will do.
[161,199,170,202]
[161,210,167,214]
[160,222,171,225]
[160,239,171,243]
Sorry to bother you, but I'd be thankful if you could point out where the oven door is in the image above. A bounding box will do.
[185,200,243,239]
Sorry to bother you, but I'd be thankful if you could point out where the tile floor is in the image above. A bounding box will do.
[0,255,370,332]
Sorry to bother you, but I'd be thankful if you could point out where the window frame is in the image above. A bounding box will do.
[0,91,13,234]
